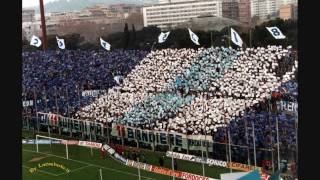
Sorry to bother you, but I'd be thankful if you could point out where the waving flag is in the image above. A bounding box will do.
[30,35,42,47]
[188,28,200,45]
[114,75,123,85]
[56,36,65,49]
[100,37,111,51]
[230,28,243,47]
[158,31,170,43]
[266,27,286,39]
[237,170,261,180]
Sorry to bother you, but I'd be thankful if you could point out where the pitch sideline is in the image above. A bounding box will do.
[23,149,155,180]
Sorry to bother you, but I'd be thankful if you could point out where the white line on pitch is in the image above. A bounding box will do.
[55,164,92,176]
[23,149,155,180]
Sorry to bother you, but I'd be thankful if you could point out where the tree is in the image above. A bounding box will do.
[123,23,130,50]
[251,18,297,48]
[131,24,136,48]
[46,33,85,50]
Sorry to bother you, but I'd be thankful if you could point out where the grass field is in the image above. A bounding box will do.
[22,130,233,180]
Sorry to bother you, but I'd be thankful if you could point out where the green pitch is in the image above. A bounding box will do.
[22,130,232,180]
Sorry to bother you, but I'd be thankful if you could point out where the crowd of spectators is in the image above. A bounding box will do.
[22,49,148,117]
[22,46,297,159]
[75,46,297,136]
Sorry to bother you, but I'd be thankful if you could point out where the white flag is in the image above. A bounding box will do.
[188,28,200,45]
[114,75,123,85]
[266,27,286,39]
[100,37,111,51]
[30,35,42,47]
[230,28,243,47]
[56,36,65,49]
[158,31,170,43]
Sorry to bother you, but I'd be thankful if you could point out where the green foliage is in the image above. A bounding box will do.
[251,18,297,48]
[46,33,85,50]
[22,19,297,51]
[131,24,136,47]
[123,23,130,50]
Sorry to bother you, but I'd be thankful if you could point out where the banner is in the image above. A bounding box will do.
[112,124,213,151]
[158,31,170,43]
[166,151,227,168]
[125,155,217,180]
[149,165,215,180]
[56,36,66,49]
[266,27,286,39]
[150,166,182,178]
[102,144,127,164]
[36,112,216,152]
[81,90,106,97]
[100,37,111,51]
[114,153,127,164]
[23,100,34,107]
[78,141,102,149]
[180,172,215,180]
[36,112,104,136]
[22,139,61,144]
[126,159,152,171]
[30,35,42,47]
[227,162,261,172]
[188,28,200,45]
[60,140,79,145]
[276,101,298,114]
[230,28,243,47]
[102,144,115,155]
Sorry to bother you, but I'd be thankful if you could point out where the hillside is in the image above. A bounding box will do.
[32,0,157,13]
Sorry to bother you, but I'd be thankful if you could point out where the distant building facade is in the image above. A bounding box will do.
[23,4,143,41]
[222,0,239,20]
[22,9,35,22]
[250,0,279,21]
[238,0,251,25]
[143,0,222,30]
[279,4,293,20]
[22,9,39,39]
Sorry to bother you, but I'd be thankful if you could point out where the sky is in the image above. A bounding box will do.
[22,0,59,8]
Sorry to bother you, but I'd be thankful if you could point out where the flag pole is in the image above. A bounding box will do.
[201,138,205,177]
[65,86,70,117]
[276,116,281,171]
[228,25,231,48]
[151,41,156,51]
[39,0,47,50]
[90,130,93,156]
[44,88,48,113]
[33,86,40,133]
[228,127,232,173]
[137,157,141,180]
[168,126,175,180]
[55,87,59,114]
[99,169,103,180]
[211,31,213,47]
[33,87,38,116]
[78,85,81,107]
[225,127,229,169]
[252,121,257,168]
[172,150,175,180]
[245,117,251,166]
[249,18,252,48]
[268,100,275,173]
[201,93,206,177]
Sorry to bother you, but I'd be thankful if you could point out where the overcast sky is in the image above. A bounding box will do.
[22,0,59,8]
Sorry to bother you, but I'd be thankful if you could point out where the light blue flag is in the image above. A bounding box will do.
[269,170,281,180]
[237,170,261,180]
